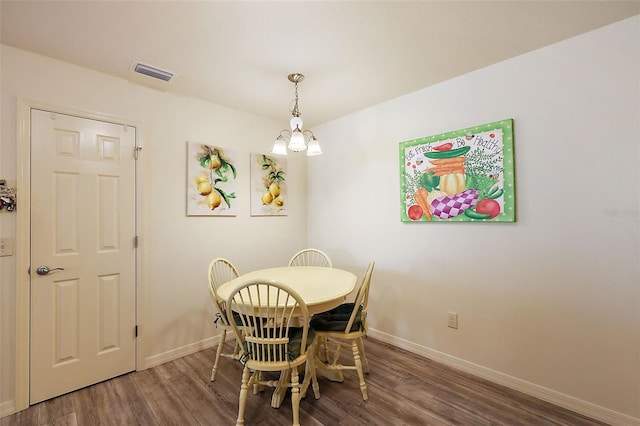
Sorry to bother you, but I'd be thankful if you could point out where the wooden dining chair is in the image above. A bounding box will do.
[288,248,332,267]
[207,257,241,382]
[310,261,375,401]
[227,280,320,426]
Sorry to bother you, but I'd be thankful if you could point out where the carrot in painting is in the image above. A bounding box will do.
[428,166,465,176]
[429,157,466,165]
[415,187,433,221]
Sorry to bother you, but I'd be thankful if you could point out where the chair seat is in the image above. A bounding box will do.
[288,327,316,359]
[310,303,363,332]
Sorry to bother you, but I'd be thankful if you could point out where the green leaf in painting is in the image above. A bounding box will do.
[216,188,231,208]
[227,163,237,179]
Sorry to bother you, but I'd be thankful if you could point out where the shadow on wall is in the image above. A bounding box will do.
[367,268,439,346]
[148,304,215,364]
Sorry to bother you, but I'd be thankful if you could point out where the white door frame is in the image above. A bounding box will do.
[14,99,146,411]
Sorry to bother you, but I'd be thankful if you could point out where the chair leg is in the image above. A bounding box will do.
[211,328,227,381]
[233,337,241,357]
[352,340,368,401]
[356,337,369,374]
[236,366,251,426]
[290,367,301,426]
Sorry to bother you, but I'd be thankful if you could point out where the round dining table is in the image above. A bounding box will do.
[216,266,357,316]
[215,265,357,407]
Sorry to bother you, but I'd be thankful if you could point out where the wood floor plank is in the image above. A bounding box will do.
[33,393,75,425]
[171,356,240,424]
[131,366,198,424]
[1,338,610,426]
[105,373,157,425]
[70,383,115,425]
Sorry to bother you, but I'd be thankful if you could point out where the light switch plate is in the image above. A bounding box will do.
[0,238,14,256]
[447,311,458,329]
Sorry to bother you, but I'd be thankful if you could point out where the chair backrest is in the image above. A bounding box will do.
[208,258,240,323]
[345,261,375,334]
[227,280,311,365]
[288,248,333,268]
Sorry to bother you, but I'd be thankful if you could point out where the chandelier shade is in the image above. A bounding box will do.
[288,129,306,151]
[306,136,322,156]
[271,136,288,155]
[271,73,322,156]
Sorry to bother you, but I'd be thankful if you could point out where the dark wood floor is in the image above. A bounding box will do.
[2,338,607,425]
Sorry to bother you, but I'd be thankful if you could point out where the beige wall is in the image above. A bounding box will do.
[308,16,639,423]
[0,45,308,413]
[1,15,638,424]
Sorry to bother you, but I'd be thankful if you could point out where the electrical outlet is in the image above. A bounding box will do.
[447,311,458,329]
[0,237,14,256]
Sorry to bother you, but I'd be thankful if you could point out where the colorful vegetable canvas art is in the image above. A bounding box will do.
[187,142,237,216]
[400,119,515,222]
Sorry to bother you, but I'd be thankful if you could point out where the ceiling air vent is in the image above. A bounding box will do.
[130,60,174,82]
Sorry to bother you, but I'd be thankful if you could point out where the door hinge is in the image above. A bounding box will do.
[134,146,142,159]
[135,325,138,337]
[134,236,139,248]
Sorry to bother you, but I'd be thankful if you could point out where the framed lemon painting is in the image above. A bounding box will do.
[250,153,287,216]
[187,142,237,216]
[400,119,515,222]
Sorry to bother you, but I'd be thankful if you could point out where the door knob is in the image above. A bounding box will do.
[35,265,64,275]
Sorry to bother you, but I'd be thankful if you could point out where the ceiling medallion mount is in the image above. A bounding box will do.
[288,73,305,84]
[271,73,322,156]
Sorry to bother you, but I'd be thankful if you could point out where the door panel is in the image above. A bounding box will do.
[29,109,136,404]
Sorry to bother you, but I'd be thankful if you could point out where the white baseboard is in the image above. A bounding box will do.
[143,336,217,369]
[367,328,639,426]
[142,335,239,370]
[0,400,16,419]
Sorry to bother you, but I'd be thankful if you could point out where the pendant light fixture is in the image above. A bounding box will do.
[271,73,322,156]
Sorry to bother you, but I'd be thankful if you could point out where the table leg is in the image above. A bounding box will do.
[271,370,290,408]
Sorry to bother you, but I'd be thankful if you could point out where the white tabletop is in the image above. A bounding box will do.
[216,266,357,315]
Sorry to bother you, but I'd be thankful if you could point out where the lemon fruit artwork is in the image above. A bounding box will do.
[251,154,287,216]
[187,143,237,215]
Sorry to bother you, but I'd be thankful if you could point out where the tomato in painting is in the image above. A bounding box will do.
[475,199,500,219]
[407,204,423,220]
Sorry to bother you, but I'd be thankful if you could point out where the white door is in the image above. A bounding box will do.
[29,109,137,404]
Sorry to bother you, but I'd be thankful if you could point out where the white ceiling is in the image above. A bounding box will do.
[1,1,639,128]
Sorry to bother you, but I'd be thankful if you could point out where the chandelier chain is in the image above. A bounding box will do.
[292,81,300,118]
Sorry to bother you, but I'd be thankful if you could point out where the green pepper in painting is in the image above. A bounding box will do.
[466,173,498,200]
[420,171,440,191]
